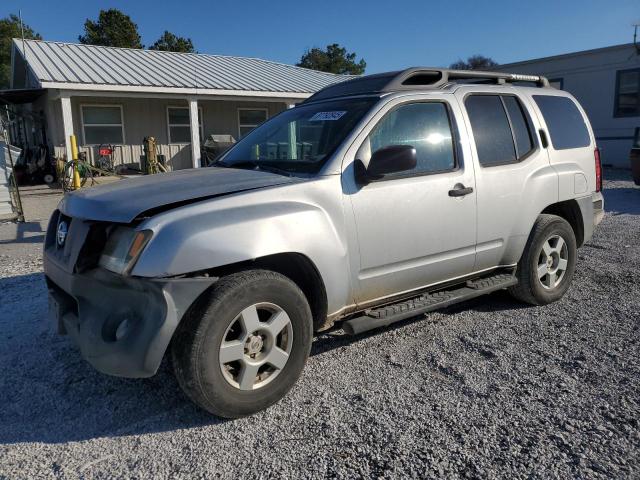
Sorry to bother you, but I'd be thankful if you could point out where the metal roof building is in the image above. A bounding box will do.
[12,39,350,96]
[7,39,350,169]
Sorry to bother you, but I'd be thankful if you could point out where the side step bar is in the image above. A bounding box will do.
[342,272,517,335]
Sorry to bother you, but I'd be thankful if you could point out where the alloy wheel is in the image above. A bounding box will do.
[218,302,293,390]
[536,234,569,290]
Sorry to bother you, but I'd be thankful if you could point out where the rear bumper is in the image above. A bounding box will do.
[577,191,604,245]
[44,256,216,378]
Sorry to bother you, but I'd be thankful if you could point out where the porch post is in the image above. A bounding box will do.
[188,97,201,168]
[60,92,74,161]
[287,103,296,159]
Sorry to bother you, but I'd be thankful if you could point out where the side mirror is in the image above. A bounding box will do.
[366,145,417,179]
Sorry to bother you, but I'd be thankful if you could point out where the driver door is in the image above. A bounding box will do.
[345,97,477,306]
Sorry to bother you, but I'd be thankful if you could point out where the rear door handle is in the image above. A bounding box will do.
[448,184,473,197]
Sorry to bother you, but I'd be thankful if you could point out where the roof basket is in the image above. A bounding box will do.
[305,67,550,103]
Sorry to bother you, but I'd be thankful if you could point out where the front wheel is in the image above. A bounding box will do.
[171,270,313,418]
[509,214,577,305]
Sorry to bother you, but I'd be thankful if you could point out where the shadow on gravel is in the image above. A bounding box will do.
[312,290,530,356]
[604,187,640,215]
[0,358,227,445]
[0,269,531,445]
[443,290,530,314]
[0,221,46,244]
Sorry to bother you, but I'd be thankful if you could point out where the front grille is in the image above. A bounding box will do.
[44,212,92,274]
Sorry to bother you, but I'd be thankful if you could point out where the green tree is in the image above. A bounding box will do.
[449,55,498,71]
[149,31,195,53]
[297,43,366,75]
[0,14,42,88]
[79,9,142,49]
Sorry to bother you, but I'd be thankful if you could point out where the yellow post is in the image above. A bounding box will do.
[70,135,81,190]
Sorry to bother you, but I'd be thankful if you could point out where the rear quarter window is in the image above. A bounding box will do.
[533,95,590,150]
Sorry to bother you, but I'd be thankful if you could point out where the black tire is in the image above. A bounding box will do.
[509,214,577,305]
[171,269,313,418]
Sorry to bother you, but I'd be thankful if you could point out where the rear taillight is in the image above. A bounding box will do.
[594,147,602,192]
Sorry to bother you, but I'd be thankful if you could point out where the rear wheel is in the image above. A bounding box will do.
[171,270,313,418]
[509,214,577,305]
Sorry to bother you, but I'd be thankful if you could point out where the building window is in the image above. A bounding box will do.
[238,108,268,138]
[81,105,124,145]
[167,106,203,144]
[615,68,640,117]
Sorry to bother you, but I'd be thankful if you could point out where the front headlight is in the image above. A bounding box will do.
[99,227,153,275]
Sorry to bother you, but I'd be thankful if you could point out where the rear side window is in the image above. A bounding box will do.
[533,95,590,150]
[465,95,534,166]
[367,102,456,175]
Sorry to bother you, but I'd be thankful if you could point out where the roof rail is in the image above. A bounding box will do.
[304,67,550,103]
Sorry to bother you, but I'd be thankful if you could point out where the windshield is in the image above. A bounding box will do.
[218,97,377,174]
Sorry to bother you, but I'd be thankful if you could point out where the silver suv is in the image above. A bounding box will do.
[44,68,604,417]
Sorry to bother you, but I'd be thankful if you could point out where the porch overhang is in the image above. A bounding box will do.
[0,88,46,105]
[42,83,312,103]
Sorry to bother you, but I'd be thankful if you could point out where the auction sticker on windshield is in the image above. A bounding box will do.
[309,111,347,121]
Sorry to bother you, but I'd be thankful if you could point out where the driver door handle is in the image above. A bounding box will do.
[448,184,474,197]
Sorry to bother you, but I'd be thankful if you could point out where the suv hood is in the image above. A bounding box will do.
[60,167,303,223]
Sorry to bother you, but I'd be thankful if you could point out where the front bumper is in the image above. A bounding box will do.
[44,255,216,378]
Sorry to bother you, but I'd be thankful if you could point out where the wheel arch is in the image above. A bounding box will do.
[541,199,585,247]
[202,252,329,331]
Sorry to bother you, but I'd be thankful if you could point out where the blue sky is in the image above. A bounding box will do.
[3,0,639,72]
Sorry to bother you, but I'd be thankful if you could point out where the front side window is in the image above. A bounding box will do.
[533,95,590,150]
[615,69,640,117]
[81,105,124,144]
[238,109,268,138]
[465,94,535,166]
[167,107,203,144]
[220,97,377,174]
[365,102,456,175]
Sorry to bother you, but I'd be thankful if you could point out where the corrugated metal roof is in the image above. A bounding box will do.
[13,39,351,95]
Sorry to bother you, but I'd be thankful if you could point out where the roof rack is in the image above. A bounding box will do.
[304,67,550,103]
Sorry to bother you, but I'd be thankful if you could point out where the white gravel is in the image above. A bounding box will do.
[0,172,638,479]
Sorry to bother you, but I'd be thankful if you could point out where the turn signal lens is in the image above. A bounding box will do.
[128,230,152,260]
[99,228,153,275]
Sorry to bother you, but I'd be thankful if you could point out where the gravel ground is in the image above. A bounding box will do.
[0,172,639,479]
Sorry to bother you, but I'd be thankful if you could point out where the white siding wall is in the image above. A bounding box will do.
[497,45,640,167]
[48,95,286,170]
